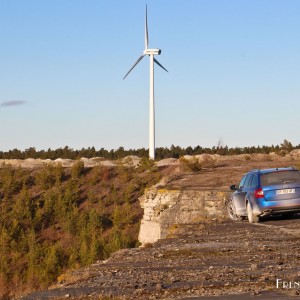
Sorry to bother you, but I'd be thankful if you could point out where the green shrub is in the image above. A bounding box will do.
[0,166,23,196]
[137,157,157,172]
[54,163,64,184]
[35,164,56,189]
[71,160,84,179]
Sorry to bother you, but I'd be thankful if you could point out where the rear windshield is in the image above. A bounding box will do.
[261,171,300,186]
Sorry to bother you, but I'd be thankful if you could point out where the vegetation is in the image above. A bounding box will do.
[179,157,202,172]
[0,163,162,296]
[0,140,299,160]
[0,139,298,296]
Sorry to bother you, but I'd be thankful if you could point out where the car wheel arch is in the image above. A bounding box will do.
[246,200,260,223]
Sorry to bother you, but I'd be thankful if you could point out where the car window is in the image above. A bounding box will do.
[244,175,253,188]
[261,171,300,186]
[250,174,258,187]
[239,175,247,188]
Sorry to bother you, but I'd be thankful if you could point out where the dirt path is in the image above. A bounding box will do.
[22,215,300,300]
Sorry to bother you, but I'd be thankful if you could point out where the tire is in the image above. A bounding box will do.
[227,199,243,221]
[247,202,259,223]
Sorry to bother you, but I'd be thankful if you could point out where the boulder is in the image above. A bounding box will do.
[290,149,300,156]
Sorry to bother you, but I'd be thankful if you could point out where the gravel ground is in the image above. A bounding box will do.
[22,215,300,300]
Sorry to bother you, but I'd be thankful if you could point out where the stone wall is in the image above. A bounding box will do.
[138,188,230,245]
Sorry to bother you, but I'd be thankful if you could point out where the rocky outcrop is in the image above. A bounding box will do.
[138,187,230,244]
[0,157,116,168]
[290,149,300,156]
[24,219,300,300]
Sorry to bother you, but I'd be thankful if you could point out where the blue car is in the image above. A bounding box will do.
[227,167,300,223]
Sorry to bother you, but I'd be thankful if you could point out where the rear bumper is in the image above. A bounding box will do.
[252,198,300,216]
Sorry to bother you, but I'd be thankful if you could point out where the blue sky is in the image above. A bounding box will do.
[0,0,299,151]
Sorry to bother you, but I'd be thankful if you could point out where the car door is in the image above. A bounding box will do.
[248,174,258,203]
[233,174,252,216]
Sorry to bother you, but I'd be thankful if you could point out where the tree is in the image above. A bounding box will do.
[280,139,293,153]
[42,245,63,284]
[24,147,37,159]
[26,230,41,288]
[0,228,11,280]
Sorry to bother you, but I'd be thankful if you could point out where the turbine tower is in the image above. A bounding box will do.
[123,5,168,160]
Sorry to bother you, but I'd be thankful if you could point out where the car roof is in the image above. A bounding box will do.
[249,167,298,175]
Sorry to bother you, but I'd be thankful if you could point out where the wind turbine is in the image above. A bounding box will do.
[123,5,168,160]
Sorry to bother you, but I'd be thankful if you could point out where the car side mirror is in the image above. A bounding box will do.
[230,184,238,191]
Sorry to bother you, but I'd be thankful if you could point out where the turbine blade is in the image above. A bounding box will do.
[145,5,149,49]
[154,58,168,73]
[123,55,145,80]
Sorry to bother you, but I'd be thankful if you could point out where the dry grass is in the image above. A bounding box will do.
[167,154,299,191]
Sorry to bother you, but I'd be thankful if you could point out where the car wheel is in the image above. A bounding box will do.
[247,202,259,223]
[227,199,242,221]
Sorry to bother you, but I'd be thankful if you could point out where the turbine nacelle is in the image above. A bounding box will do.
[143,48,161,56]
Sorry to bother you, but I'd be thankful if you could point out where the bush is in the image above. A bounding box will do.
[0,166,24,196]
[179,157,202,172]
[137,157,157,172]
[71,160,84,179]
[35,164,56,189]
